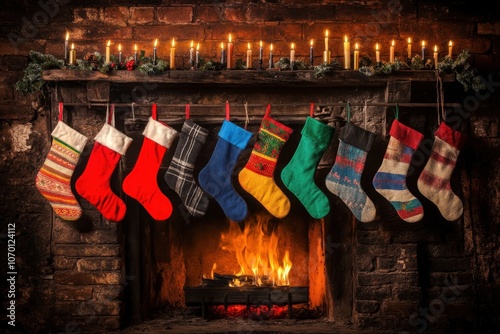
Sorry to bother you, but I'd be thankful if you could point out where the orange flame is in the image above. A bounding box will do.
[220,216,292,286]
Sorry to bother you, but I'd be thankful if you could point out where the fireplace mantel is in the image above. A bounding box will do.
[42,69,454,87]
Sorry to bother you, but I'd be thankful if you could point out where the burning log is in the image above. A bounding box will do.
[202,273,283,287]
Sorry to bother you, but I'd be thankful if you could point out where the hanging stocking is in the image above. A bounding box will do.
[36,103,88,221]
[417,122,467,221]
[372,119,424,223]
[75,105,133,222]
[198,104,252,222]
[238,105,293,218]
[165,106,209,217]
[325,122,377,223]
[123,104,178,220]
[281,117,334,219]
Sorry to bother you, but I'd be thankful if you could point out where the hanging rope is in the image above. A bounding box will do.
[436,72,446,124]
[244,102,250,130]
[346,102,351,122]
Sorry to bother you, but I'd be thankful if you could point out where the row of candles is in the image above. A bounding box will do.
[64,32,454,69]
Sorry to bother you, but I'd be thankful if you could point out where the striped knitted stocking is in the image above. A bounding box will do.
[372,120,424,223]
[325,122,377,223]
[36,121,88,221]
[417,122,467,221]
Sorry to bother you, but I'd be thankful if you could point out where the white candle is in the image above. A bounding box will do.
[324,29,330,64]
[421,40,425,60]
[64,31,69,65]
[290,42,295,69]
[105,40,111,63]
[227,34,233,69]
[118,43,122,63]
[407,37,412,59]
[375,43,380,63]
[153,38,158,65]
[259,40,263,63]
[134,44,138,63]
[310,39,314,66]
[189,40,194,66]
[170,38,176,70]
[434,45,438,67]
[246,42,252,69]
[354,43,359,70]
[448,40,453,59]
[390,39,395,63]
[344,35,350,69]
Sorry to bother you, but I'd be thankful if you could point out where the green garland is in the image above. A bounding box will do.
[15,51,63,95]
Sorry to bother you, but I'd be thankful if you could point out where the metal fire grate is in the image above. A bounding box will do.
[184,286,308,319]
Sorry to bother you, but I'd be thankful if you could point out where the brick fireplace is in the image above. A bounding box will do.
[1,1,500,334]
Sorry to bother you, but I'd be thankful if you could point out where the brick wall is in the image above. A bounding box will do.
[1,0,499,332]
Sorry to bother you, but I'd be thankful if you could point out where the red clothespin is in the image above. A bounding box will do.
[58,102,64,121]
[265,104,271,117]
[152,103,157,120]
[225,101,230,121]
[185,104,190,120]
[310,102,315,118]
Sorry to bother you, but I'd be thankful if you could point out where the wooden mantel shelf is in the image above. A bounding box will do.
[42,69,454,86]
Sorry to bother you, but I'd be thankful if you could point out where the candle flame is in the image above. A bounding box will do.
[392,39,395,46]
[376,43,379,50]
[247,42,251,50]
[65,31,69,41]
[408,37,411,44]
[434,45,437,52]
[270,43,273,52]
[221,42,224,49]
[355,43,359,50]
[229,33,232,43]
[344,35,348,43]
[449,40,452,47]
[291,42,295,50]
[118,44,121,51]
[260,40,263,47]
[196,43,200,51]
[71,43,74,50]
[172,38,175,47]
[325,29,329,37]
[107,40,111,47]
[190,40,194,48]
[422,40,425,47]
[134,44,137,51]
[154,38,158,47]
[310,39,314,46]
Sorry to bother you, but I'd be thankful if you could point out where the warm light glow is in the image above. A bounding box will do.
[107,40,111,47]
[118,44,121,51]
[408,37,411,44]
[291,42,295,50]
[220,216,293,287]
[325,29,329,37]
[310,39,314,46]
[260,40,263,47]
[270,43,273,51]
[392,39,395,46]
[171,38,175,47]
[376,43,379,50]
[196,43,200,51]
[247,42,251,50]
[71,43,74,50]
[190,40,194,48]
[154,38,158,47]
[355,42,359,50]
[344,35,348,42]
[434,45,438,52]
[65,31,69,41]
[221,42,224,49]
[229,33,232,43]
[449,40,453,47]
[134,44,137,51]
[422,40,425,47]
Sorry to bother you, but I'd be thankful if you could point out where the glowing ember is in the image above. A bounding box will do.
[215,215,292,287]
[209,305,288,319]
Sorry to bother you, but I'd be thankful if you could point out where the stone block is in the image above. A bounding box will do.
[477,22,500,35]
[93,285,123,301]
[357,230,391,244]
[427,257,471,272]
[100,7,129,27]
[356,255,376,272]
[356,300,380,313]
[73,7,99,23]
[133,25,204,41]
[385,81,411,103]
[53,256,77,270]
[224,7,246,22]
[392,286,422,300]
[53,244,120,257]
[356,286,391,300]
[358,272,419,286]
[195,5,221,22]
[55,272,121,285]
[56,285,93,301]
[157,6,193,23]
[77,258,121,271]
[382,301,418,315]
[247,4,335,22]
[129,7,155,24]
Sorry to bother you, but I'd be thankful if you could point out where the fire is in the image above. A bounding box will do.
[219,215,292,286]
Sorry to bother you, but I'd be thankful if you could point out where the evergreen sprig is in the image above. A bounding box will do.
[273,57,307,70]
[15,51,63,95]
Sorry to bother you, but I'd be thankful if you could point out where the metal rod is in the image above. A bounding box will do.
[60,102,462,108]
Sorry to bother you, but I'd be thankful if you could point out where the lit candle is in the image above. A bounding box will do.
[246,42,252,69]
[220,42,226,65]
[324,29,330,64]
[134,44,138,63]
[310,39,314,66]
[354,43,359,70]
[118,43,122,63]
[153,38,158,65]
[69,43,76,65]
[189,40,194,67]
[434,45,438,67]
[421,40,425,60]
[448,40,453,59]
[269,43,274,69]
[170,38,176,70]
[195,43,200,68]
[105,40,111,63]
[344,35,350,69]
[375,43,380,63]
[227,34,233,70]
[390,39,395,63]
[290,42,295,70]
[64,31,69,65]
[407,37,412,59]
[259,40,263,68]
